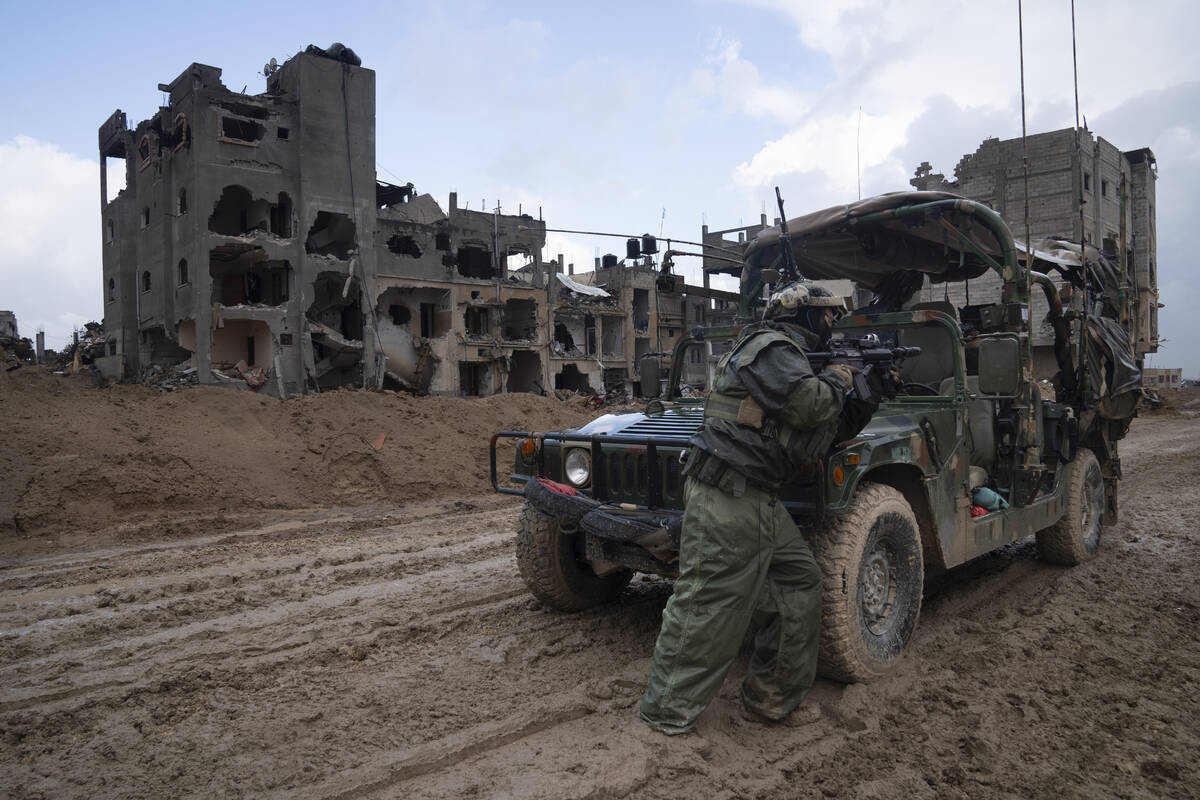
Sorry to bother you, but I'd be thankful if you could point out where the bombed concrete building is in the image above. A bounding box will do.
[910,128,1160,371]
[97,44,748,398]
[373,189,548,396]
[543,238,741,396]
[99,45,551,396]
[98,43,758,398]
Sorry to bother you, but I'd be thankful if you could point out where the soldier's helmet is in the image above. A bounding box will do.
[764,281,846,322]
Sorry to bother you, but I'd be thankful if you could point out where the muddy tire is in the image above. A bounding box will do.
[813,482,924,683]
[515,502,631,611]
[1037,448,1105,565]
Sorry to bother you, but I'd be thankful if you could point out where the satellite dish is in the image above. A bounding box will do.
[263,57,279,77]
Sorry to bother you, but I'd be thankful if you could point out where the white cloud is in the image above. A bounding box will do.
[0,136,102,351]
[721,0,1200,201]
[733,106,910,200]
[667,31,813,127]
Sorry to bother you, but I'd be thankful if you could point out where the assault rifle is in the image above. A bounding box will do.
[806,338,922,403]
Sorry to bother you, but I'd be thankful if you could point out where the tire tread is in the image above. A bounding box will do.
[1036,449,1103,566]
[515,502,630,611]
[813,482,923,684]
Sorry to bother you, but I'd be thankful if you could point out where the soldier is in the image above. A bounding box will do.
[640,281,876,734]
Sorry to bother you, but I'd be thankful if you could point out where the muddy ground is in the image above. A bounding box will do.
[2,371,1199,799]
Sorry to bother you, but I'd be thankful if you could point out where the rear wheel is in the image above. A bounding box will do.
[515,502,631,611]
[813,482,924,683]
[1036,448,1105,565]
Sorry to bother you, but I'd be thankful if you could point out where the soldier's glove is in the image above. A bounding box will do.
[823,363,857,389]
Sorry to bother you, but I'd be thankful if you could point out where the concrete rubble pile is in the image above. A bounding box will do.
[142,363,200,392]
[55,322,107,370]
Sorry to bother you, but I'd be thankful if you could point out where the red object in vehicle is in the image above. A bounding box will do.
[537,477,578,496]
[970,505,988,518]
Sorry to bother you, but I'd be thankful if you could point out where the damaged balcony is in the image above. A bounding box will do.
[307,271,364,387]
[209,185,293,239]
[209,244,291,307]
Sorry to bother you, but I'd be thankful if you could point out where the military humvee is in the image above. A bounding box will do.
[490,192,1141,682]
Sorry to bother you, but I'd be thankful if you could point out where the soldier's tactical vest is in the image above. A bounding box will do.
[702,327,839,470]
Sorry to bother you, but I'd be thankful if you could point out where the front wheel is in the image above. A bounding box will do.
[1036,448,1105,565]
[515,502,631,611]
[812,482,924,683]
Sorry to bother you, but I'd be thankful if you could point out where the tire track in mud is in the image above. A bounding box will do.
[0,509,533,710]
[3,419,1200,799]
[0,499,675,798]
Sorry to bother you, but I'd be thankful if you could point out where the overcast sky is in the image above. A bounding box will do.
[1,0,1195,376]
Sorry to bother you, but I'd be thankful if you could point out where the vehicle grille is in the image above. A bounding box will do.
[601,446,684,506]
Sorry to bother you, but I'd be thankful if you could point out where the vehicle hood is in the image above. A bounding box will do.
[568,402,705,440]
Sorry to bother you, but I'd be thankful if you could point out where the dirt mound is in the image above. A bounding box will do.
[1141,386,1200,416]
[0,366,602,541]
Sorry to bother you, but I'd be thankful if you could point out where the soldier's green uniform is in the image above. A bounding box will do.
[640,319,850,734]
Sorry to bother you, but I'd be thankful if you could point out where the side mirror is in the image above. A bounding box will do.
[977,337,1020,395]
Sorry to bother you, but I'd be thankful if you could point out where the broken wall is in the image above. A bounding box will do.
[100,49,379,396]
[375,283,451,391]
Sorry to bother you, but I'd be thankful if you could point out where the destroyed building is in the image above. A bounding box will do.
[910,128,1160,372]
[1142,367,1182,388]
[98,44,735,398]
[541,237,739,396]
[98,45,553,397]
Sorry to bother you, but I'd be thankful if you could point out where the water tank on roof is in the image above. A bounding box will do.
[602,253,619,269]
[641,234,658,255]
[626,238,641,260]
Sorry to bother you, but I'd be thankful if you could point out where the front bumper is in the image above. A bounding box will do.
[524,478,683,576]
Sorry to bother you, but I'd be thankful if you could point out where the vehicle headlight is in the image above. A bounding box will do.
[564,448,591,486]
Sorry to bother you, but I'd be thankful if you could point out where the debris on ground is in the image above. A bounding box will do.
[54,321,107,370]
[142,363,200,392]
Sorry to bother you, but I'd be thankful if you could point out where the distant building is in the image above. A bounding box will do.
[98,44,729,398]
[911,128,1160,373]
[1143,367,1182,388]
[0,311,16,339]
